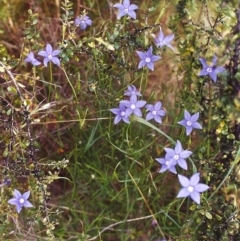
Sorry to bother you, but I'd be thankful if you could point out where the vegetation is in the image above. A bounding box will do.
[0,0,239,240]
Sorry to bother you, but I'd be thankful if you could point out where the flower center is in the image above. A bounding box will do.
[188,186,194,193]
[48,54,52,60]
[120,111,125,116]
[130,104,136,109]
[81,20,85,23]
[145,57,151,63]
[152,110,157,115]
[187,121,192,126]
[124,8,129,13]
[19,198,24,204]
[174,154,179,160]
[166,161,169,166]
[207,67,212,73]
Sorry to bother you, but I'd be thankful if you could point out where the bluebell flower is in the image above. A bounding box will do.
[199,56,225,82]
[124,85,142,97]
[177,173,209,204]
[25,52,41,66]
[120,95,146,117]
[136,46,161,71]
[38,44,61,67]
[146,101,166,123]
[113,0,138,19]
[110,103,130,124]
[75,15,92,30]
[156,155,177,174]
[178,110,202,136]
[8,189,33,213]
[152,28,174,51]
[164,140,192,170]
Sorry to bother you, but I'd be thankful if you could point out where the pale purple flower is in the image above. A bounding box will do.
[152,28,174,51]
[110,103,130,124]
[146,101,166,123]
[156,155,177,174]
[75,15,92,30]
[124,85,142,97]
[113,0,138,19]
[136,46,161,71]
[164,140,192,170]
[8,189,33,213]
[199,56,225,82]
[177,173,209,204]
[178,110,202,136]
[38,44,61,67]
[120,95,146,117]
[25,52,41,66]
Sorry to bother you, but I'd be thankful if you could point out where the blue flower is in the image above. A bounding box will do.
[38,44,61,67]
[152,28,174,51]
[178,110,202,136]
[113,0,138,20]
[145,101,166,123]
[136,46,161,71]
[120,95,146,117]
[156,155,177,174]
[199,56,225,82]
[164,140,192,170]
[75,15,92,30]
[177,173,209,204]
[124,85,142,97]
[25,52,41,66]
[110,103,130,124]
[8,189,33,213]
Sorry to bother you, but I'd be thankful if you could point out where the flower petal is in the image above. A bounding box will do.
[190,173,200,186]
[22,190,30,200]
[23,200,33,208]
[178,174,190,187]
[178,159,188,170]
[194,183,209,192]
[13,189,22,199]
[123,0,130,8]
[38,50,48,57]
[190,191,200,204]
[128,4,138,11]
[199,58,208,68]
[177,187,190,198]
[46,44,53,54]
[127,10,137,19]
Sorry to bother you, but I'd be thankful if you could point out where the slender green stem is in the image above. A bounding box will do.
[61,67,78,101]
[49,62,53,83]
[207,81,212,157]
[128,171,165,239]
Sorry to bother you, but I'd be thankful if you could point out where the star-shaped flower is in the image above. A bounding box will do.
[75,15,92,30]
[178,110,202,136]
[110,103,130,124]
[177,173,209,204]
[199,56,225,82]
[120,95,146,117]
[38,44,61,67]
[145,101,166,123]
[164,140,192,170]
[156,155,177,174]
[113,0,138,20]
[136,46,161,71]
[8,189,33,213]
[25,52,41,66]
[152,28,174,51]
[124,85,142,97]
